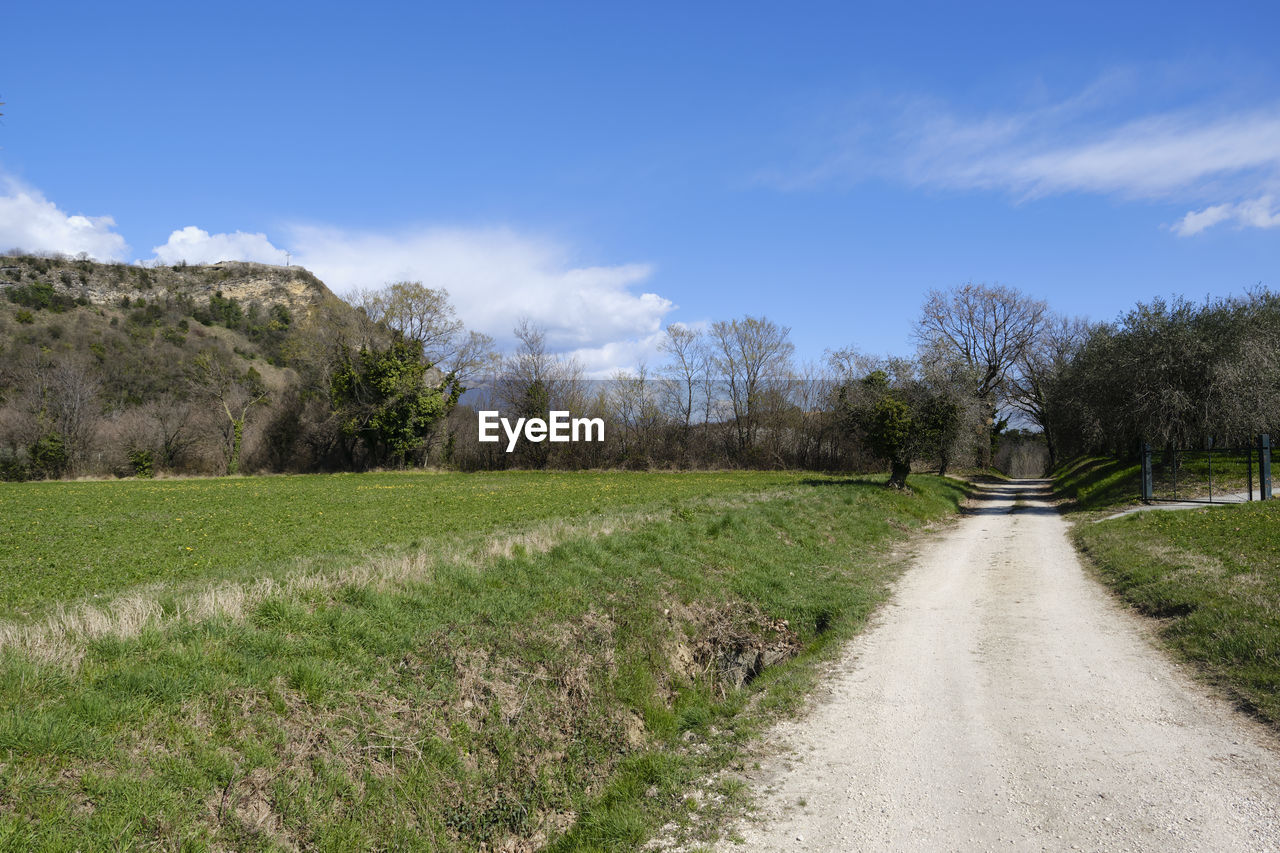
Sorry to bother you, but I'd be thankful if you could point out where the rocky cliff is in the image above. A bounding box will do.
[0,255,341,314]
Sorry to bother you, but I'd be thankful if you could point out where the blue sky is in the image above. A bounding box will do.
[3,1,1279,373]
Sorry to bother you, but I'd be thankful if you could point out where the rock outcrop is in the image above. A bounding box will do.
[0,256,340,314]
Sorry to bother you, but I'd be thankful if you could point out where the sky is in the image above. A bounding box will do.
[3,1,1279,375]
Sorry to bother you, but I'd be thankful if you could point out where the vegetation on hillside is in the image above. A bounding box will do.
[4,252,1275,491]
[0,255,470,479]
[2,255,1039,484]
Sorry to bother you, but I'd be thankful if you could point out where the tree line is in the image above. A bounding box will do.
[2,254,1277,485]
[1028,290,1280,462]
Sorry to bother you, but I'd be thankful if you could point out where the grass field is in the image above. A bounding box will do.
[0,471,966,851]
[0,471,804,618]
[1069,479,1280,727]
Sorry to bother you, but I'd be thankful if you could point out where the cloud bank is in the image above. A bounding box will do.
[0,171,674,374]
[149,222,674,375]
[152,226,284,265]
[0,177,129,260]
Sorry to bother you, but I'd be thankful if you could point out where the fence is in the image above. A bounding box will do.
[1140,434,1271,503]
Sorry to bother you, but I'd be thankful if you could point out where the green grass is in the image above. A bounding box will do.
[0,472,967,851]
[1052,455,1141,510]
[0,470,805,618]
[1146,449,1260,502]
[1054,451,1268,512]
[1073,500,1280,727]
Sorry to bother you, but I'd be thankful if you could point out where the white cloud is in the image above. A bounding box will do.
[0,176,129,260]
[1172,202,1234,236]
[776,81,1280,236]
[562,331,670,379]
[146,222,675,365]
[151,226,285,265]
[284,224,673,353]
[1235,195,1280,229]
[906,110,1280,201]
[1173,195,1280,236]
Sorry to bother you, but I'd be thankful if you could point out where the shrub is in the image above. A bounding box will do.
[127,448,154,478]
[28,432,68,479]
[0,452,27,482]
[7,280,74,312]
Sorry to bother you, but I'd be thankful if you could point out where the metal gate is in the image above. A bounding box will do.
[1140,434,1271,504]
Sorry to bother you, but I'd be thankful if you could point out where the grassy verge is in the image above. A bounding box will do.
[0,473,966,851]
[1054,451,1266,512]
[1072,500,1280,727]
[1052,456,1140,510]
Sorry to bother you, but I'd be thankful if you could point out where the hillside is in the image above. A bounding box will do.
[0,254,337,316]
[0,254,373,479]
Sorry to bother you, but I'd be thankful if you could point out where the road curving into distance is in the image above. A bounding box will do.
[720,479,1280,852]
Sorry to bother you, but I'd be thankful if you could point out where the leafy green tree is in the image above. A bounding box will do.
[28,432,68,479]
[842,367,967,488]
[329,338,461,468]
[867,395,916,488]
[918,393,964,477]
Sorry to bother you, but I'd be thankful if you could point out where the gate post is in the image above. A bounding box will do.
[1140,442,1153,502]
[1248,444,1254,501]
[1260,434,1272,501]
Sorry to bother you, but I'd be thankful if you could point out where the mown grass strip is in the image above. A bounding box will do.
[1072,500,1280,727]
[0,473,965,851]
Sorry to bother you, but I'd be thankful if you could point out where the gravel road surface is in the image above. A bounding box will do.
[719,479,1280,852]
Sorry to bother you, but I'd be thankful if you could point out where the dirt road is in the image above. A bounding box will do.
[720,479,1280,851]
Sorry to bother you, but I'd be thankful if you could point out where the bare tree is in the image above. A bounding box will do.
[658,323,710,461]
[46,356,101,474]
[358,283,460,353]
[915,282,1047,463]
[3,351,101,476]
[492,320,584,468]
[356,282,497,383]
[915,282,1048,405]
[450,329,501,388]
[708,316,795,459]
[1007,314,1088,470]
[132,394,203,471]
[825,346,882,384]
[659,324,706,431]
[188,348,268,475]
[609,363,662,464]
